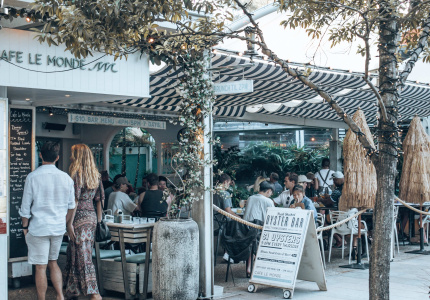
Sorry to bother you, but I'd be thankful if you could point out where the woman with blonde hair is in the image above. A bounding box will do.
[253,176,267,193]
[64,144,103,300]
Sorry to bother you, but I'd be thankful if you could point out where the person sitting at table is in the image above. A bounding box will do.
[273,172,297,207]
[138,173,168,218]
[330,171,344,208]
[269,172,283,194]
[218,173,240,218]
[298,175,312,190]
[108,177,140,216]
[290,185,318,224]
[250,176,267,194]
[305,172,319,198]
[244,181,275,224]
[244,181,275,276]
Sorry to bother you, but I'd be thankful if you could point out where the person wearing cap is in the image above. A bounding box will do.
[104,174,127,210]
[297,175,312,190]
[107,176,139,215]
[330,171,344,207]
[243,181,275,224]
[273,172,298,207]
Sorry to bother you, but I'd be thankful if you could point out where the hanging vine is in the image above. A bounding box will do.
[166,52,218,218]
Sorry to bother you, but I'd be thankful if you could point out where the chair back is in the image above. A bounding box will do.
[329,210,350,234]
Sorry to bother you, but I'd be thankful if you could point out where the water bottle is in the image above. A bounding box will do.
[118,210,123,223]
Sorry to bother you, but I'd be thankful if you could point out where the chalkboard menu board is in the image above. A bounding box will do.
[9,108,34,259]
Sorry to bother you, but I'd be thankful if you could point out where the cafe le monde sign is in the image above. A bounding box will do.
[0,49,118,73]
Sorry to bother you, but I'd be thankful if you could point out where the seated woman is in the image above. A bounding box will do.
[290,185,318,224]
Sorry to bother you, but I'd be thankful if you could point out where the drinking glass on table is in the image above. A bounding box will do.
[148,218,156,223]
[239,200,246,208]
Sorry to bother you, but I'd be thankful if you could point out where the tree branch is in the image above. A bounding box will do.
[232,0,378,164]
[399,11,430,86]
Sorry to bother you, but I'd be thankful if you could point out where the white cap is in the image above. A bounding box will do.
[298,175,312,183]
[332,171,344,179]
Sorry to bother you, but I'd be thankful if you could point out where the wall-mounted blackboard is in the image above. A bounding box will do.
[9,108,34,259]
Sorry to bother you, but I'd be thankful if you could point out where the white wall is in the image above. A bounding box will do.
[0,28,150,98]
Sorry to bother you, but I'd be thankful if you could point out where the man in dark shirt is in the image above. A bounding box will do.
[138,173,167,218]
[330,171,344,208]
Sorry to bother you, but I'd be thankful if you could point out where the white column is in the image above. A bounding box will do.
[0,86,8,300]
[192,51,214,298]
[329,128,341,171]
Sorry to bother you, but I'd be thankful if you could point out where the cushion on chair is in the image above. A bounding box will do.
[92,249,122,259]
[113,252,152,264]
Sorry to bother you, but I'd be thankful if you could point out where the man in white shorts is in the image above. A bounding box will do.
[19,141,75,300]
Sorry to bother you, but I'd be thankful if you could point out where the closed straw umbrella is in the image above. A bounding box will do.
[340,109,377,211]
[399,116,430,205]
[399,116,430,253]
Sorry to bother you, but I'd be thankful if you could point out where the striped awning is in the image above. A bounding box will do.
[111,53,430,122]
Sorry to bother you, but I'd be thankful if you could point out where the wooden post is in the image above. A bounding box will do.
[119,229,131,299]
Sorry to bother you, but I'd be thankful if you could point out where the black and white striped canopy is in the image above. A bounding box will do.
[111,53,430,122]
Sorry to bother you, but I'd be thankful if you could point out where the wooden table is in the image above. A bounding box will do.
[105,222,154,300]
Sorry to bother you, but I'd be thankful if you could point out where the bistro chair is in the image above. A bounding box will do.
[213,193,228,266]
[391,206,400,260]
[328,210,370,264]
[316,213,326,268]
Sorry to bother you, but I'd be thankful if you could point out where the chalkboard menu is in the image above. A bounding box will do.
[9,108,34,259]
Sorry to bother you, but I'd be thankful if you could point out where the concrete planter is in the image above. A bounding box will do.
[153,217,199,300]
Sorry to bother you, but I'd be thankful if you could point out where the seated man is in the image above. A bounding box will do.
[218,174,239,218]
[138,173,168,218]
[137,175,148,195]
[108,177,139,216]
[244,181,275,224]
[273,172,298,207]
[269,172,283,194]
[330,171,344,208]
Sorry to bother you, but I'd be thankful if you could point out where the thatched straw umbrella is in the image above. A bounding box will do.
[340,109,377,211]
[399,116,430,204]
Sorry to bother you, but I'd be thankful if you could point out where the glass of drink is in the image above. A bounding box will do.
[239,200,246,208]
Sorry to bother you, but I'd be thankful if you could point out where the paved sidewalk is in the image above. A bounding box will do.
[8,244,430,299]
[215,245,430,300]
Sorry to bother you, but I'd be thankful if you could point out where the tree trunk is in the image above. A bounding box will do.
[369,6,399,300]
[121,128,127,175]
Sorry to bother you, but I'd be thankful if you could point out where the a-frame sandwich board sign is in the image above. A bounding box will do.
[248,207,327,299]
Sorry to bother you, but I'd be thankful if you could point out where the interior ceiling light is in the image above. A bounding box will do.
[262,103,282,112]
[25,17,31,22]
[25,98,30,101]
[245,104,263,113]
[65,94,71,97]
[282,100,303,107]
[305,96,324,104]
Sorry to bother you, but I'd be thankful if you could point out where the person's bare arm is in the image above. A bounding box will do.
[225,207,240,218]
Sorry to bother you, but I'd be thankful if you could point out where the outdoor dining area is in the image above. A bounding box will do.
[212,111,430,282]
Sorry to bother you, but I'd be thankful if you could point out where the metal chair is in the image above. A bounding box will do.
[316,213,326,268]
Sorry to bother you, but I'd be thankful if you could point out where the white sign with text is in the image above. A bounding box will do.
[250,207,326,296]
[213,80,253,95]
[68,113,166,129]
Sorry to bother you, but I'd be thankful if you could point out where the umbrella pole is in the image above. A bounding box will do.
[406,204,430,255]
[339,211,369,269]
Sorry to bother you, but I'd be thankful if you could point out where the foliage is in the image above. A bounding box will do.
[166,52,217,218]
[213,145,241,180]
[235,142,329,181]
[229,185,251,207]
[16,0,236,65]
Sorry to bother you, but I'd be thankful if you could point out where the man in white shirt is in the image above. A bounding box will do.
[315,158,335,194]
[19,141,75,300]
[108,176,139,215]
[273,172,298,207]
[244,181,275,223]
